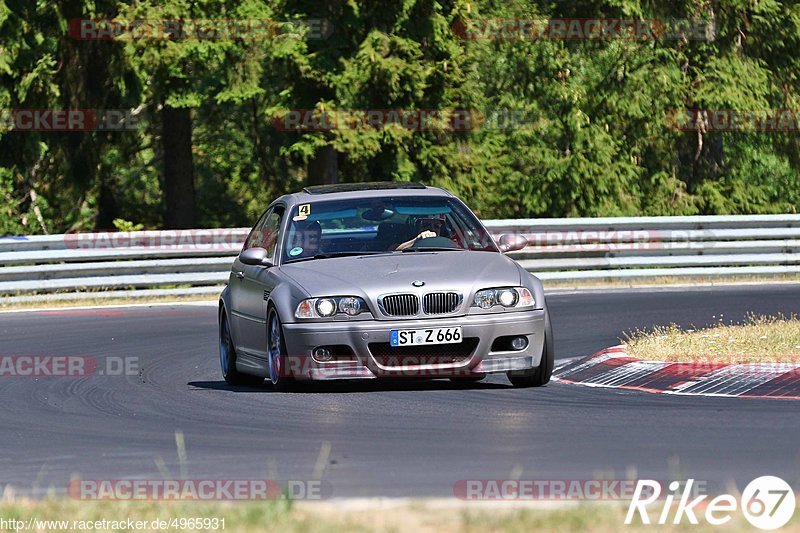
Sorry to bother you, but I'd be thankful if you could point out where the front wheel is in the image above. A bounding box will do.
[267,307,296,392]
[219,310,261,386]
[507,311,554,388]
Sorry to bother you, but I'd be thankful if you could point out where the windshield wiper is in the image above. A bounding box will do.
[286,251,384,263]
[400,247,463,253]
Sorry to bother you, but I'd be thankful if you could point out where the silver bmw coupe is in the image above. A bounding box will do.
[218,182,553,390]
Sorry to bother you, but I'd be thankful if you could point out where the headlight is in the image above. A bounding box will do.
[338,296,362,316]
[295,296,368,319]
[497,289,518,307]
[472,287,534,309]
[315,298,337,317]
[474,290,495,309]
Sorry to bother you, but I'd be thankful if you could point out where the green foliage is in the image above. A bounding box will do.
[112,218,144,231]
[1,0,799,234]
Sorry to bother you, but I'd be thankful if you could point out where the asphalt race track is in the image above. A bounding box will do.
[1,284,799,498]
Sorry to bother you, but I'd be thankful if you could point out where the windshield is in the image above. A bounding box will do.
[282,195,497,262]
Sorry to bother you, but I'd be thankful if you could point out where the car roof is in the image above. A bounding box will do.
[277,181,453,206]
[302,181,427,194]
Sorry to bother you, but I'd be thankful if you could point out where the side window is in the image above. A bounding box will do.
[243,209,271,251]
[261,207,284,260]
[243,206,284,258]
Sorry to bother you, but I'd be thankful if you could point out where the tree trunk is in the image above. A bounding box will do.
[162,105,196,228]
[307,144,338,185]
[95,169,119,229]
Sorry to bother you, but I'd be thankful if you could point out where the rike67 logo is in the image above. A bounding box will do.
[626,476,795,530]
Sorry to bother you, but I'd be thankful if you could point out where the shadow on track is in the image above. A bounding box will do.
[188,378,511,394]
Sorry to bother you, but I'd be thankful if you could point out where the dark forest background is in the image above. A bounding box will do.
[2,0,799,234]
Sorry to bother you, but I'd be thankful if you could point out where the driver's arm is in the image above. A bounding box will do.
[394,230,437,250]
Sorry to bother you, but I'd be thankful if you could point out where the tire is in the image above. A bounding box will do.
[507,310,555,388]
[219,310,262,386]
[267,307,297,392]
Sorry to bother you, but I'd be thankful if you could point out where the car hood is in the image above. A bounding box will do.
[279,251,521,310]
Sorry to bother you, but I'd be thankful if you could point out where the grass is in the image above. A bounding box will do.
[625,314,800,363]
[0,293,217,311]
[0,499,795,532]
[542,273,800,290]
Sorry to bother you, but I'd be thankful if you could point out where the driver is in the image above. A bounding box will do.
[394,218,443,250]
[287,220,322,258]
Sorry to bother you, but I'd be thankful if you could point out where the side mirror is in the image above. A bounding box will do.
[239,247,273,267]
[497,233,528,253]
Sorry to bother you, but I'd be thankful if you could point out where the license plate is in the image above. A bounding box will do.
[390,327,462,346]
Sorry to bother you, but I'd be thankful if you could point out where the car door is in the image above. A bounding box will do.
[229,205,284,361]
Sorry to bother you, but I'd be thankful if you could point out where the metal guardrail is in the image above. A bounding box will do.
[1,215,799,302]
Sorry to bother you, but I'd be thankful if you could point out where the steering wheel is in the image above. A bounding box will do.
[412,236,458,248]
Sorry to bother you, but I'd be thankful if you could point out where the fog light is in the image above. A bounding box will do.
[314,347,333,362]
[511,336,528,350]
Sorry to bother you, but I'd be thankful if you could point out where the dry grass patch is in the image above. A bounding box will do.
[1,499,796,532]
[0,294,217,311]
[625,314,800,363]
[543,274,800,290]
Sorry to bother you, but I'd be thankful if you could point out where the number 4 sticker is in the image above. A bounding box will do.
[293,204,311,221]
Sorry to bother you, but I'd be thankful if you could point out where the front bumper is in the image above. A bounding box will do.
[281,309,546,380]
